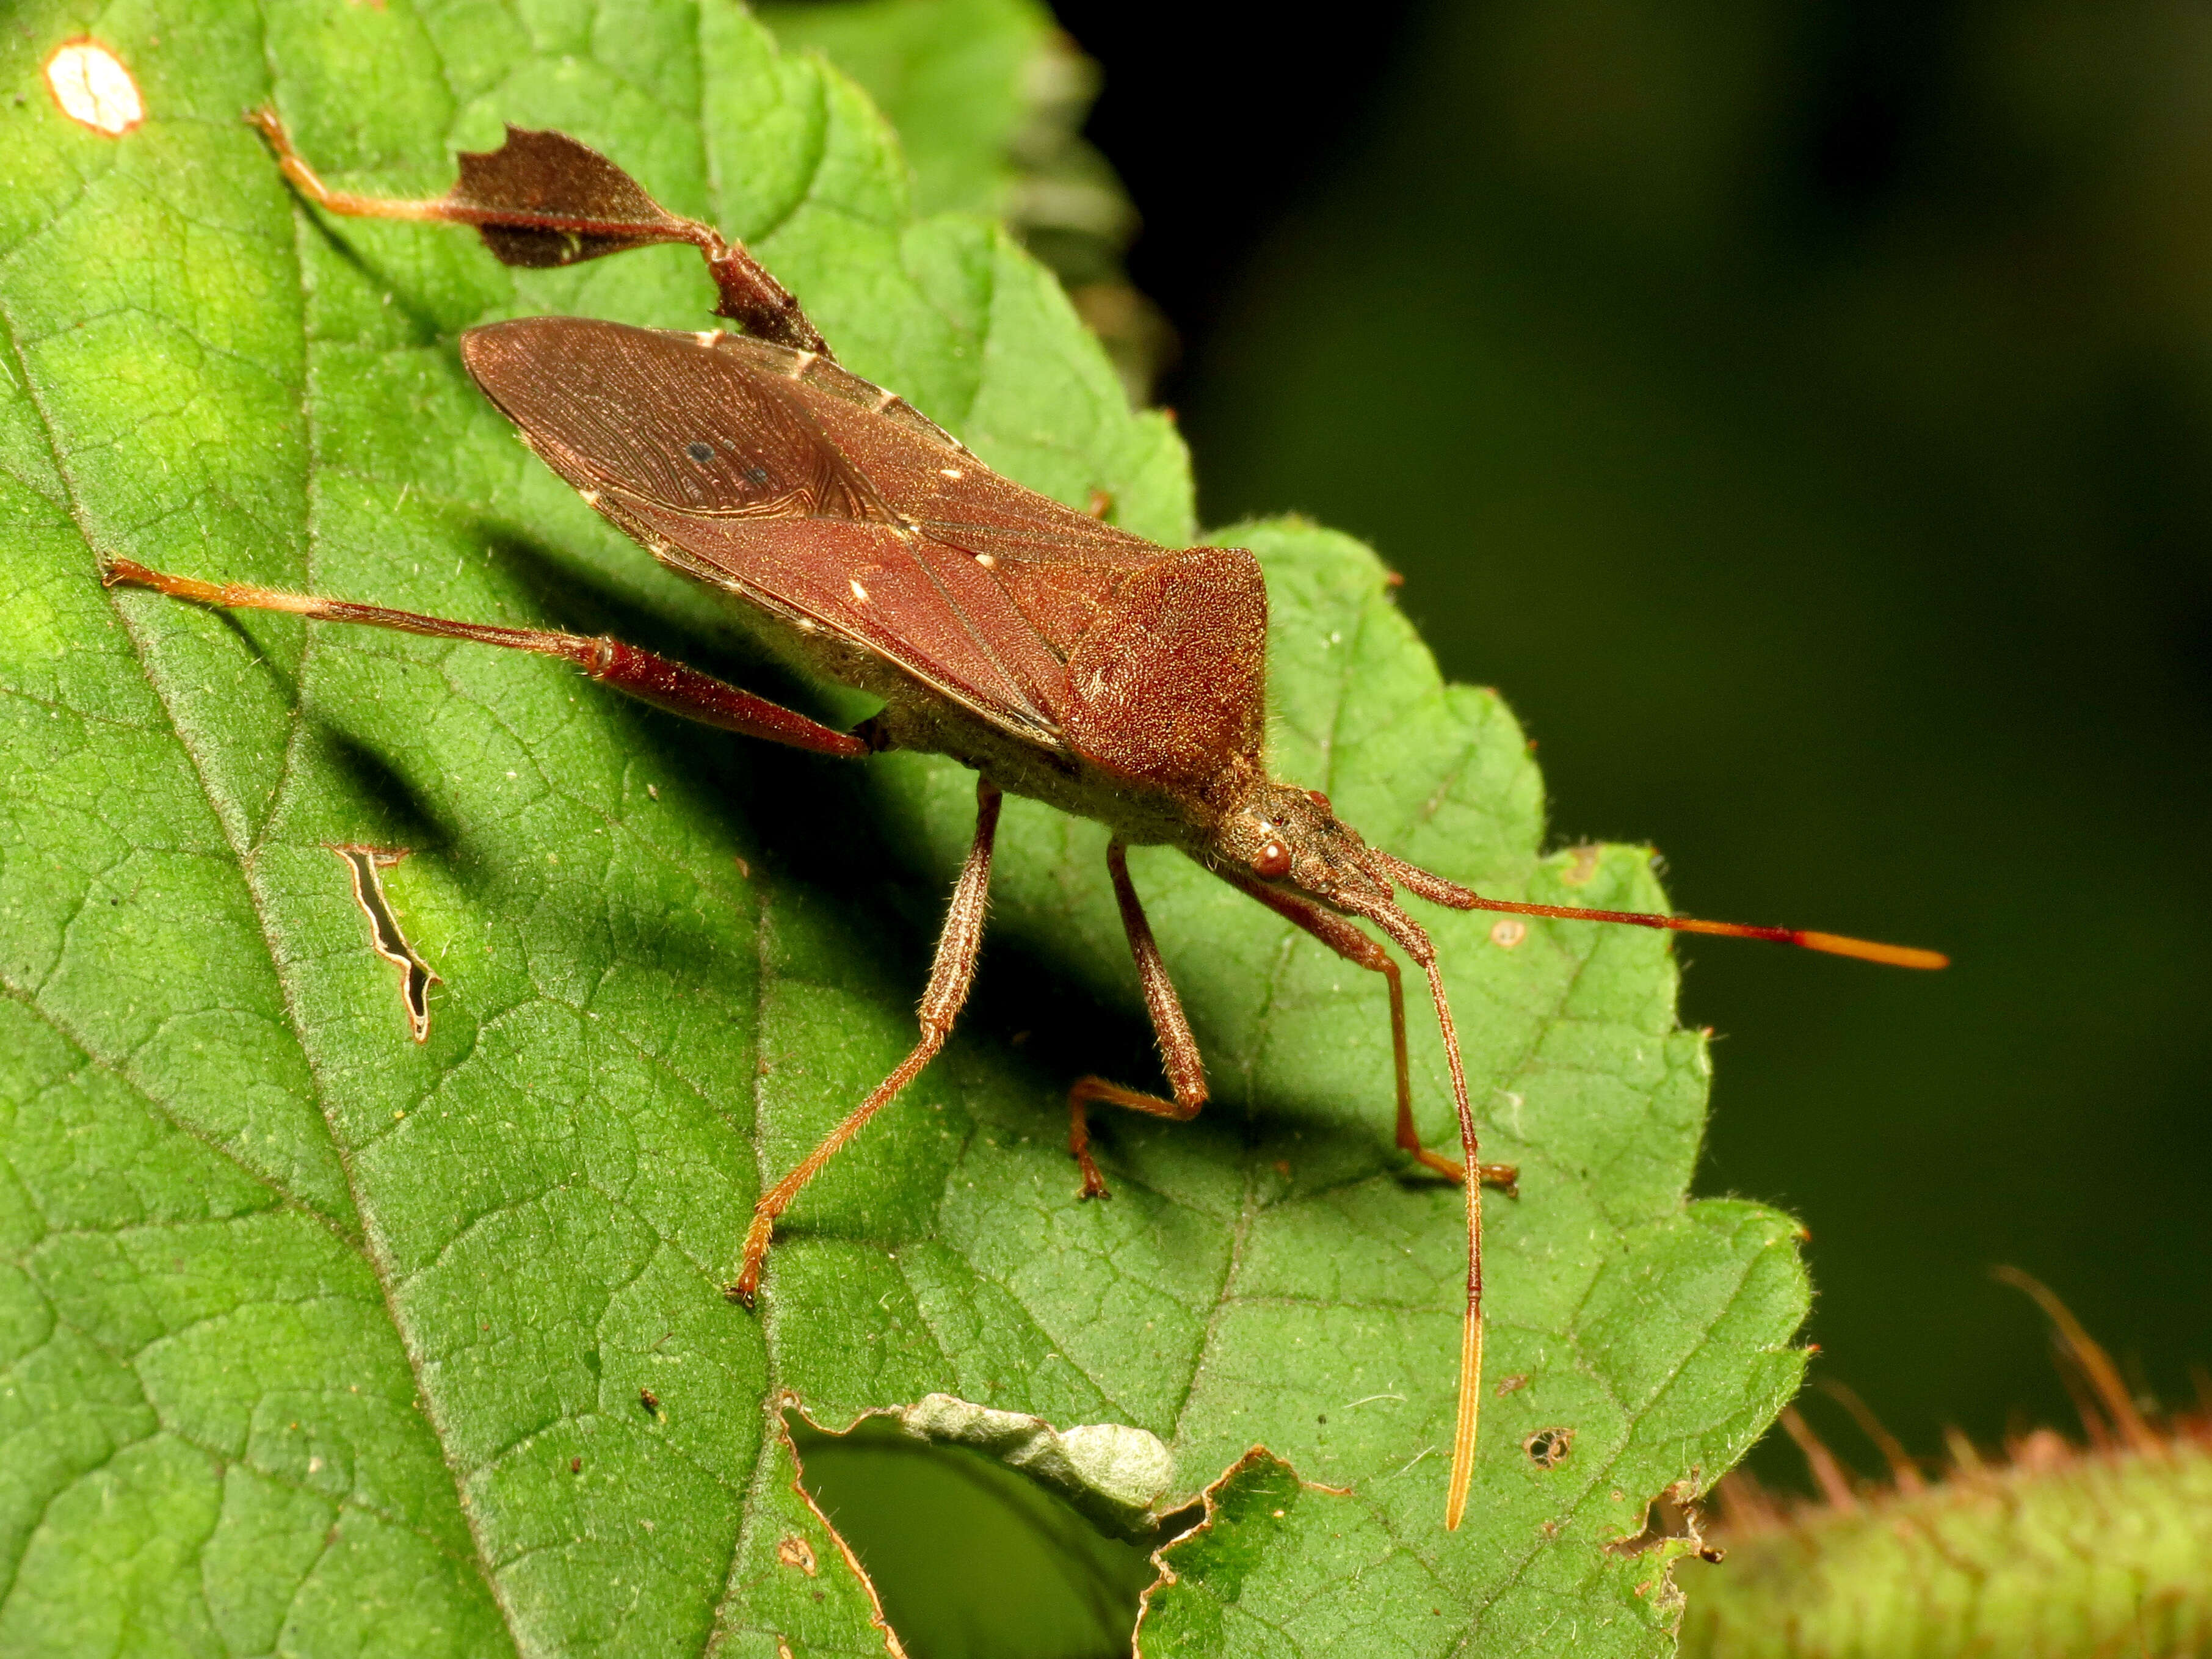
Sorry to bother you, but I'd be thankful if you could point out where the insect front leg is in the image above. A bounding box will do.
[730,779,1003,1305]
[1066,840,1208,1200]
[1221,869,1518,1196]
[101,559,874,758]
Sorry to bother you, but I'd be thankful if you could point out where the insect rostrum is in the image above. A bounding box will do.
[105,114,1943,1531]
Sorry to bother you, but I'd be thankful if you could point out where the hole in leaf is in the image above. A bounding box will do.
[1153,1496,1205,1539]
[45,42,143,136]
[788,1413,1159,1658]
[1525,1426,1575,1469]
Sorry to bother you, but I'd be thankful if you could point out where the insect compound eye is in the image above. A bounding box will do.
[1255,838,1292,879]
[684,441,716,464]
[1306,790,1331,813]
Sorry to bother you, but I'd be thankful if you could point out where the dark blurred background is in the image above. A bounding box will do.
[1051,0,2212,1483]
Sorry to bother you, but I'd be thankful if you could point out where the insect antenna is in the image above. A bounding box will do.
[1342,896,1487,1531]
[1420,949,1484,1533]
[1369,851,1949,971]
[1345,847,1946,1532]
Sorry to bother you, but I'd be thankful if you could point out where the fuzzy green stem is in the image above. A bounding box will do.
[1678,1442,2212,1658]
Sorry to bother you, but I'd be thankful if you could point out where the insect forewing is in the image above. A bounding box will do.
[462,317,1113,741]
[462,318,863,517]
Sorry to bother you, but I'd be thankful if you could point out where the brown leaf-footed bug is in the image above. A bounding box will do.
[104,111,1946,1530]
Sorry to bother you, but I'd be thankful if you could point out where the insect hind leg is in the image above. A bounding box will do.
[101,557,872,758]
[246,109,827,354]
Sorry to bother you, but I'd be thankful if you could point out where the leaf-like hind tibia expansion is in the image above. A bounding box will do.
[441,127,828,350]
[247,109,829,352]
[452,126,697,269]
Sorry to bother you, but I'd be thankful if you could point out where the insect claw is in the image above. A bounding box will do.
[1075,1152,1112,1200]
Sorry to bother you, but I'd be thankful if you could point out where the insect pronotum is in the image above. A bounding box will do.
[106,112,1946,1530]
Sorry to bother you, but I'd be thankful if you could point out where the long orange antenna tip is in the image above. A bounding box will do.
[1347,898,1487,1531]
[1373,855,1948,971]
[1413,951,1484,1534]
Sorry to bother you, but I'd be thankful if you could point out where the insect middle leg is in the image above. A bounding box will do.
[1222,871,1518,1196]
[730,779,1003,1305]
[1067,840,1208,1199]
[100,557,872,758]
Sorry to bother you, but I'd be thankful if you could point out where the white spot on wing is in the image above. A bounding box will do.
[849,579,870,603]
[788,351,818,379]
[941,467,965,480]
[695,330,723,347]
[46,42,142,136]
[975,553,996,568]
[579,490,601,507]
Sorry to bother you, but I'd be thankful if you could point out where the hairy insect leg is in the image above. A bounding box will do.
[247,106,457,226]
[247,109,827,353]
[1067,840,1208,1199]
[730,779,1003,1305]
[1220,869,1517,1195]
[101,557,872,758]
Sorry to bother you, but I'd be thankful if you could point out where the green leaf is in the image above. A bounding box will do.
[756,0,1163,407]
[755,0,1055,220]
[0,4,1806,1655]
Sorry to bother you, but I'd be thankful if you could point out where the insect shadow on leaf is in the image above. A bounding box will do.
[101,111,1946,1529]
